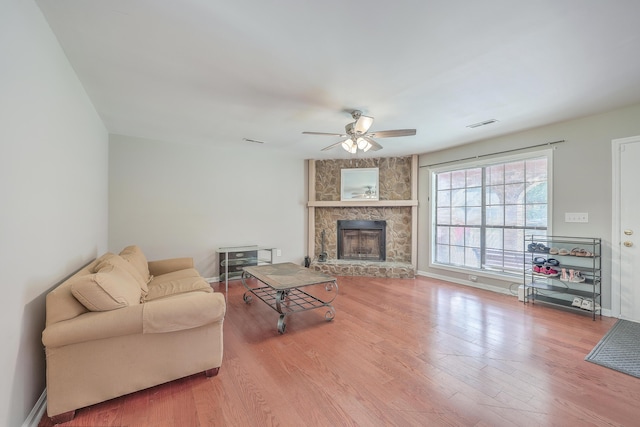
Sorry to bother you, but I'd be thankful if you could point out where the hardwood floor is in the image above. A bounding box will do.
[40,275,639,426]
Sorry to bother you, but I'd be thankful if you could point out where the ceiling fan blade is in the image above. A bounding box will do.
[303,131,347,137]
[367,129,416,138]
[364,137,383,151]
[321,141,343,151]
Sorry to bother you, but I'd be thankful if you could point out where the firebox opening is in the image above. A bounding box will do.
[337,220,386,261]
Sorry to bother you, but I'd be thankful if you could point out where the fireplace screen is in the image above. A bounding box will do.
[337,220,386,261]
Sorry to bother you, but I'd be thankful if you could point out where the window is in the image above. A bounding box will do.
[432,151,551,276]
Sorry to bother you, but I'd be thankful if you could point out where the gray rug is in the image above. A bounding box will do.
[585,319,640,378]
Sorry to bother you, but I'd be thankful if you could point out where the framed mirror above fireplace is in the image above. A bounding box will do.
[340,167,379,201]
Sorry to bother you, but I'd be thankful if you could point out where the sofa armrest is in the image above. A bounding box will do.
[142,292,225,333]
[147,257,194,276]
[42,305,144,348]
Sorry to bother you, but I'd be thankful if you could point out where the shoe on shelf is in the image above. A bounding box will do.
[576,249,594,257]
[560,268,568,281]
[580,299,600,311]
[571,271,586,283]
[544,266,560,277]
[572,297,584,308]
[533,256,547,266]
[536,243,550,253]
[558,248,570,255]
[544,258,560,267]
[549,247,559,255]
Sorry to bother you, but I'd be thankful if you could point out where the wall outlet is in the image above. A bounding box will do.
[275,249,282,257]
[565,212,589,223]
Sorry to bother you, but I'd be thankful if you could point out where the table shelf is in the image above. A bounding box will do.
[241,263,337,334]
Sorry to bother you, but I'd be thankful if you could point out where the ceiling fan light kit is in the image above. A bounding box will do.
[356,137,372,152]
[341,138,357,153]
[302,110,416,154]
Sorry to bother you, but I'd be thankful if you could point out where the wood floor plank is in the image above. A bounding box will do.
[40,275,639,426]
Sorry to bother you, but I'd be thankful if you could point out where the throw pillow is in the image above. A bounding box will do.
[71,263,142,311]
[95,254,149,297]
[119,245,151,283]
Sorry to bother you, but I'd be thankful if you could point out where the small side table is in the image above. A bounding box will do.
[217,245,275,293]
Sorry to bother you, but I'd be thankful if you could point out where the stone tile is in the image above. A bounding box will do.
[313,156,413,265]
[310,260,415,279]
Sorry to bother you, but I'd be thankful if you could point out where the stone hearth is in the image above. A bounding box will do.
[310,259,415,278]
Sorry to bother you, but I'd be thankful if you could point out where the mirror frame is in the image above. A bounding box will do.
[340,168,379,201]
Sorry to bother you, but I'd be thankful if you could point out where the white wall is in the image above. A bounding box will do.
[418,102,640,310]
[0,1,108,425]
[109,135,307,278]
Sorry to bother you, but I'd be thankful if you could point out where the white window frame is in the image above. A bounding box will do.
[428,149,554,280]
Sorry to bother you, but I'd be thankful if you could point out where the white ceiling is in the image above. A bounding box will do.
[37,0,640,159]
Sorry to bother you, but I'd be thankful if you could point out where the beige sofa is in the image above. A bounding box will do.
[42,245,225,424]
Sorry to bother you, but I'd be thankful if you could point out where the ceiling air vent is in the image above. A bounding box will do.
[466,119,498,129]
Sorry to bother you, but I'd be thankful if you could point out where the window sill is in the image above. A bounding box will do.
[428,262,522,283]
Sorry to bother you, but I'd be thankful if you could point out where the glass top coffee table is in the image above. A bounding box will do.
[241,262,338,334]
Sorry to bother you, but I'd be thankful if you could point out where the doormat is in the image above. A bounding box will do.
[585,319,640,379]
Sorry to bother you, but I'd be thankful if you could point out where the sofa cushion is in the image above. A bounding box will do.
[92,252,117,270]
[95,254,149,297]
[142,292,226,333]
[71,264,142,311]
[148,268,201,284]
[146,275,212,301]
[119,245,151,283]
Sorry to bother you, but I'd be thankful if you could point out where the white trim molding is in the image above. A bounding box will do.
[22,389,46,427]
[416,270,514,296]
[611,135,640,319]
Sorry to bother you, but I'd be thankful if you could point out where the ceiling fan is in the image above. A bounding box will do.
[302,110,416,153]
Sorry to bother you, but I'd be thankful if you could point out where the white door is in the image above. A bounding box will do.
[613,136,640,322]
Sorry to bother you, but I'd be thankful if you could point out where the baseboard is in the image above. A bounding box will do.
[416,270,614,318]
[22,388,46,427]
[416,270,515,296]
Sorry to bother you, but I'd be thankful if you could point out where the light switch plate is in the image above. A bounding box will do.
[565,212,589,223]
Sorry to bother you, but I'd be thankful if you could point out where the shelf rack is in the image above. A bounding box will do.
[523,235,601,320]
[217,245,275,293]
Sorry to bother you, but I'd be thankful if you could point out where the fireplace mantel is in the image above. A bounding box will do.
[307,200,417,208]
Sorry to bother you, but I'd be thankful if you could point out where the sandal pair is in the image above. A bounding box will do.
[533,257,559,267]
[560,268,586,282]
[533,265,560,277]
[576,249,594,257]
[527,243,550,253]
[570,247,594,257]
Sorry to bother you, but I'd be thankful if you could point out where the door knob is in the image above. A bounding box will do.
[624,241,633,247]
[624,229,633,235]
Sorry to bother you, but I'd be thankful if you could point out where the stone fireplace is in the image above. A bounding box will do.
[337,220,386,261]
[307,156,418,278]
